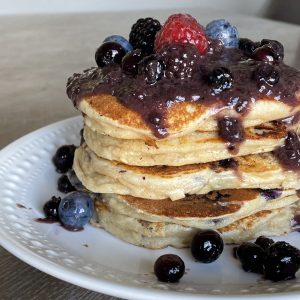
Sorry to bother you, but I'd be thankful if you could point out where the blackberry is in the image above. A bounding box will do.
[253,63,280,86]
[157,43,201,80]
[129,18,161,55]
[207,67,233,94]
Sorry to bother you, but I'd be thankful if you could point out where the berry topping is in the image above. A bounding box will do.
[154,254,185,283]
[264,242,300,281]
[57,175,76,193]
[255,236,274,250]
[253,63,280,87]
[239,38,259,57]
[191,230,224,263]
[260,39,284,60]
[157,43,201,80]
[236,242,266,273]
[206,19,239,48]
[218,116,245,144]
[155,14,208,55]
[58,192,94,230]
[274,131,300,172]
[103,35,133,53]
[122,49,144,75]
[140,55,164,84]
[148,112,162,126]
[253,44,280,63]
[129,17,161,55]
[95,42,126,67]
[43,196,61,221]
[52,145,76,174]
[207,67,233,94]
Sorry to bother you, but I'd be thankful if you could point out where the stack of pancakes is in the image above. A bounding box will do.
[72,93,300,248]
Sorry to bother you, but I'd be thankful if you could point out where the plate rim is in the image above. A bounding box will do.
[0,116,300,300]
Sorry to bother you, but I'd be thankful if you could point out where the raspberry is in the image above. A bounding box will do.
[155,14,208,55]
[129,18,161,55]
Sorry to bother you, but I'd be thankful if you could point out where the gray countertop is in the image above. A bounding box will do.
[0,8,299,300]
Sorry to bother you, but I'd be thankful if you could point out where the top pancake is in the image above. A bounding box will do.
[79,93,300,140]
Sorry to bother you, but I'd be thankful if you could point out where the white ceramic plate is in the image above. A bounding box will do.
[1,116,300,300]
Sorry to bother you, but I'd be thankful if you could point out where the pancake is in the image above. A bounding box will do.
[91,200,298,249]
[83,121,298,166]
[74,144,300,200]
[79,92,300,140]
[98,189,299,230]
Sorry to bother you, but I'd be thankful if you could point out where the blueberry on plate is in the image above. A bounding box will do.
[255,236,274,250]
[57,174,76,193]
[191,230,224,263]
[103,35,133,53]
[154,254,185,283]
[264,241,300,281]
[52,145,76,174]
[236,242,266,274]
[58,192,94,230]
[43,196,61,221]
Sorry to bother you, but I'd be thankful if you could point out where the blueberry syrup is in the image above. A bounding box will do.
[274,131,300,173]
[217,116,245,153]
[66,45,300,139]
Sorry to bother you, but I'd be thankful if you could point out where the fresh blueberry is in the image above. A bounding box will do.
[255,236,274,250]
[264,241,300,281]
[95,42,126,67]
[103,35,133,53]
[206,19,239,48]
[154,254,185,283]
[43,196,61,221]
[236,242,266,274]
[52,145,76,173]
[191,230,224,263]
[57,175,76,193]
[58,192,94,230]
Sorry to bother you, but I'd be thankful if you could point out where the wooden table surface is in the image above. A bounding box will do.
[0,8,299,300]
